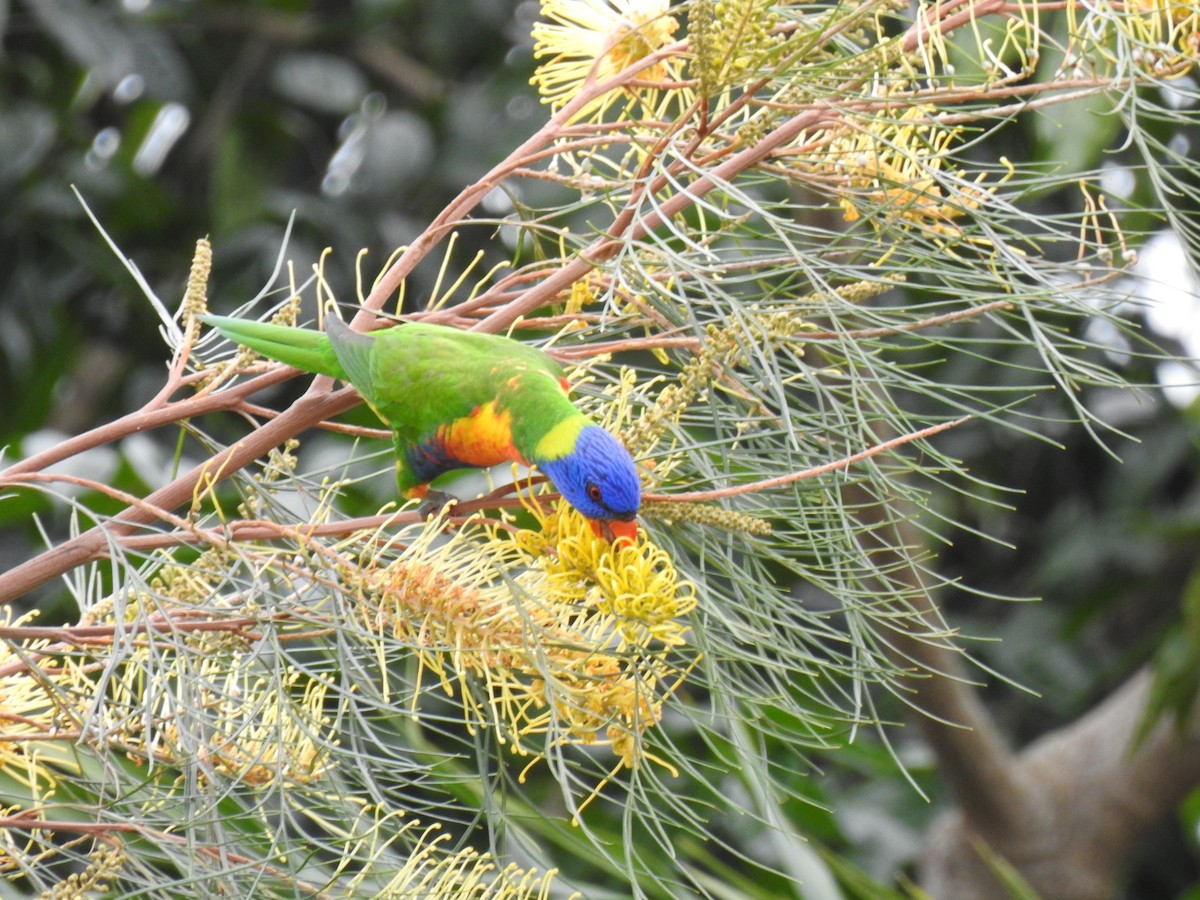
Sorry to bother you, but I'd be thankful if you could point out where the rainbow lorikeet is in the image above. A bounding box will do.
[202,314,641,543]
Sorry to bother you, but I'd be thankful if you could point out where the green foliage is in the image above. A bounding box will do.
[1142,554,1200,740]
[0,0,1198,897]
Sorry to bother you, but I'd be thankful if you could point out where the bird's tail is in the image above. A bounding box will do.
[201,315,348,380]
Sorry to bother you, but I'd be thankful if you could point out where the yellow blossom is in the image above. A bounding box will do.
[531,0,683,121]
[531,500,696,649]
[690,0,783,98]
[40,842,126,899]
[0,608,79,800]
[352,497,698,774]
[182,237,211,319]
[340,814,571,899]
[1113,0,1199,77]
[99,640,332,787]
[809,105,1013,254]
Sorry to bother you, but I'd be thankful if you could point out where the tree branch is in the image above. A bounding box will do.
[0,386,360,604]
[920,667,1200,899]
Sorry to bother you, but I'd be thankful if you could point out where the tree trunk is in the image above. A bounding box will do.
[919,668,1200,898]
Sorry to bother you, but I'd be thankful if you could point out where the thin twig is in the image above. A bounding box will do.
[644,417,970,502]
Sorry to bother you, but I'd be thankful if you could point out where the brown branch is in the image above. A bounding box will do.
[0,812,333,899]
[235,399,393,439]
[0,368,292,482]
[542,289,1015,359]
[0,615,267,645]
[353,40,692,327]
[0,600,337,680]
[92,491,540,555]
[644,417,970,503]
[801,301,1016,341]
[0,815,149,836]
[0,385,361,604]
[4,472,213,541]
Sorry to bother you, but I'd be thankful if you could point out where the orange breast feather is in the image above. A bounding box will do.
[438,401,522,468]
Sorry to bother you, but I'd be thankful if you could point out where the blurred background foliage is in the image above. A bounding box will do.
[1,0,1199,895]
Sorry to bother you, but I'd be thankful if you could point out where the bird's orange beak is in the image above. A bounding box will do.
[590,517,638,547]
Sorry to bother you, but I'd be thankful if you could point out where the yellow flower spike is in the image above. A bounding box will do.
[643,498,773,535]
[182,237,212,320]
[42,842,127,898]
[346,811,568,899]
[812,103,1015,256]
[690,0,783,97]
[531,0,684,123]
[347,476,698,804]
[520,499,696,650]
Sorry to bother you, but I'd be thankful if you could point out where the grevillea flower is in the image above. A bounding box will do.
[531,0,682,121]
[817,105,1013,252]
[1108,0,1199,78]
[354,498,697,776]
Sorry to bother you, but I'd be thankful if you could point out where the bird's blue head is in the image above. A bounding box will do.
[539,425,641,544]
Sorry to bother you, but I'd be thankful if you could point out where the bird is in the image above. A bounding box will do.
[201,313,641,543]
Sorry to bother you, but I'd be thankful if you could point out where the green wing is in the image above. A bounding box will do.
[322,317,377,391]
[207,313,582,492]
[325,319,573,449]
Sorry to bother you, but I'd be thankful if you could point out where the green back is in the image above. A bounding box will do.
[325,319,584,456]
[205,314,587,461]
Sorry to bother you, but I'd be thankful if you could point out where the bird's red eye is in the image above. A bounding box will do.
[586,482,603,502]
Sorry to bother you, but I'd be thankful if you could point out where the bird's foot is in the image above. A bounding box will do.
[416,489,460,519]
